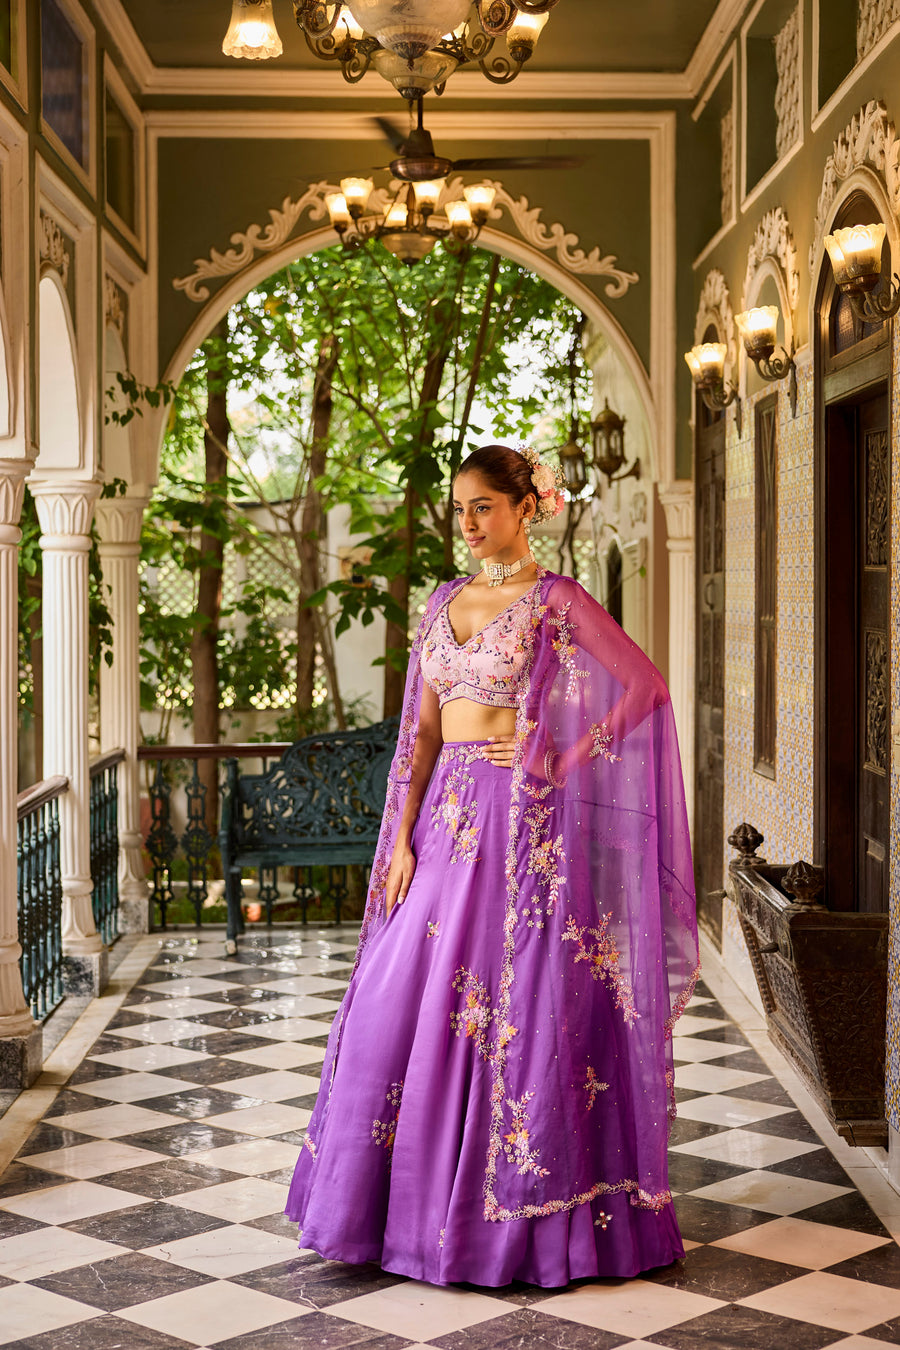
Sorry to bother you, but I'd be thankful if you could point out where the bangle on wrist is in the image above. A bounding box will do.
[544,748,568,789]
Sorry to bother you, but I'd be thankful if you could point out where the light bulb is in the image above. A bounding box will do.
[340,177,374,217]
[463,183,496,223]
[446,200,473,235]
[384,200,408,229]
[735,305,779,354]
[413,179,445,213]
[222,0,283,60]
[684,349,702,380]
[507,11,549,50]
[326,193,352,229]
[334,5,365,42]
[686,342,726,384]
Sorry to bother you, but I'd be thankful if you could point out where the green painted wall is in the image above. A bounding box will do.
[156,133,653,384]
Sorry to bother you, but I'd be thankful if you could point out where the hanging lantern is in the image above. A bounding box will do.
[558,433,587,494]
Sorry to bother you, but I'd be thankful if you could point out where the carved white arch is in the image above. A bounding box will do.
[808,100,900,276]
[160,223,658,488]
[171,179,640,306]
[35,269,81,472]
[694,267,737,371]
[743,207,800,316]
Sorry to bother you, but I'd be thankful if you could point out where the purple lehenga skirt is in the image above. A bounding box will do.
[285,742,685,1287]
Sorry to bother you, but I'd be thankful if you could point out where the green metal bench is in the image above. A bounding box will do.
[219,718,399,954]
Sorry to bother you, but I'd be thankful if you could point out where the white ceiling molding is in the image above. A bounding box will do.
[142,67,692,101]
[684,0,749,101]
[809,100,900,273]
[742,207,800,314]
[92,0,154,90]
[171,177,641,304]
[144,108,669,141]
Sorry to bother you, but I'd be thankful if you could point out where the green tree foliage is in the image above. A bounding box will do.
[142,241,591,732]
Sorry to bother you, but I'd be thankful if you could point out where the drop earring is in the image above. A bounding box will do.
[523,518,531,534]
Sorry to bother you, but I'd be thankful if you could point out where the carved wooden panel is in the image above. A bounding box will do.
[865,427,888,567]
[865,629,888,774]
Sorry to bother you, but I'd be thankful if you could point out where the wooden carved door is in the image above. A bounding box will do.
[695,397,726,942]
[823,388,890,913]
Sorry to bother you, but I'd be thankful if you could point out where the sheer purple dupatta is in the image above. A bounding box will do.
[356,571,699,1221]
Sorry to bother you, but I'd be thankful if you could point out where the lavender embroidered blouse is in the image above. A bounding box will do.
[420,583,535,709]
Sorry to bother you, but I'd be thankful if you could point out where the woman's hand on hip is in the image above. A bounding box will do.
[483,735,517,768]
[385,842,416,916]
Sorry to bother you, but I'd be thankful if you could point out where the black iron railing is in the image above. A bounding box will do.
[90,749,125,946]
[17,776,67,1020]
[139,745,289,930]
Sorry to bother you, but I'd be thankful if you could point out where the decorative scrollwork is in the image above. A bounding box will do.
[694,268,736,368]
[105,276,127,340]
[40,212,70,286]
[865,630,888,773]
[173,178,641,303]
[865,427,888,567]
[475,0,560,31]
[743,207,800,314]
[809,100,900,274]
[233,720,400,848]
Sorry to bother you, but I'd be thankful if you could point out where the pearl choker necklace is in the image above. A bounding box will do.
[481,550,535,588]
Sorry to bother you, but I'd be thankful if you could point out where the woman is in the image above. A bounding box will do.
[285,444,699,1288]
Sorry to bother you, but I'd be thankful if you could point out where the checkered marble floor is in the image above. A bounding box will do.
[3,931,900,1349]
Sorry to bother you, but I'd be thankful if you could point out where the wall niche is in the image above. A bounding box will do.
[745,0,802,196]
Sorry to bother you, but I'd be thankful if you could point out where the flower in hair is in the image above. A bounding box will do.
[517,444,566,523]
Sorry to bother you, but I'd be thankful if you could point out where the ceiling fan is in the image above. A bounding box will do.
[372,98,582,183]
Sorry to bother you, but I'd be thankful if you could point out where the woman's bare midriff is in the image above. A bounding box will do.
[440,697,516,744]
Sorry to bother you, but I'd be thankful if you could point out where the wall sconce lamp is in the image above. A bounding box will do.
[824,224,900,322]
[734,305,797,418]
[684,343,742,433]
[591,399,641,486]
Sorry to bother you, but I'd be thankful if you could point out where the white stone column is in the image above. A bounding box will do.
[30,479,107,996]
[659,483,696,834]
[0,461,42,1085]
[96,495,149,934]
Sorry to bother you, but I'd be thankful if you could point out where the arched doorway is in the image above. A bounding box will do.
[815,188,891,914]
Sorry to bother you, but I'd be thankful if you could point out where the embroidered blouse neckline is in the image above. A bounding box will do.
[445,573,542,649]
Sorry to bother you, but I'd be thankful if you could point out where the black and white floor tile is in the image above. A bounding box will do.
[2,929,900,1348]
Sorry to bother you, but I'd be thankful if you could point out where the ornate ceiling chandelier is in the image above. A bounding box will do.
[223,0,561,98]
[325,176,497,265]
